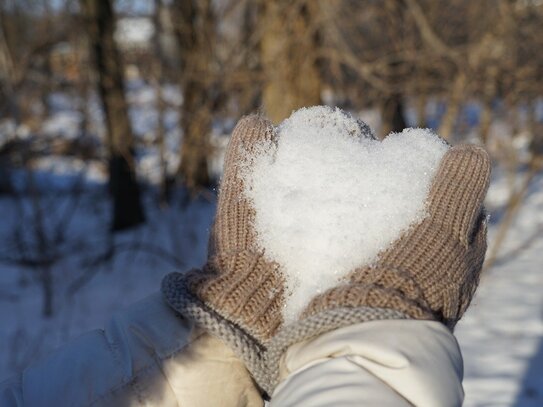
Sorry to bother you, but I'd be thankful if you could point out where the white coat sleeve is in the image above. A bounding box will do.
[270,320,464,407]
[0,293,263,407]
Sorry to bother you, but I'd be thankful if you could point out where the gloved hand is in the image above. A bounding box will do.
[267,141,491,392]
[163,109,491,398]
[162,115,286,393]
[302,143,490,328]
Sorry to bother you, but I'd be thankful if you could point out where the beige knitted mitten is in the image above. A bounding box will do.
[187,114,285,340]
[302,144,491,329]
[266,144,491,394]
[162,111,491,396]
[162,115,285,391]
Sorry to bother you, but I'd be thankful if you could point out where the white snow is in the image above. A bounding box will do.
[42,111,83,140]
[0,189,214,381]
[244,106,449,323]
[115,17,154,50]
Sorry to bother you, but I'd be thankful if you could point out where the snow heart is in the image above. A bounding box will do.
[243,106,449,323]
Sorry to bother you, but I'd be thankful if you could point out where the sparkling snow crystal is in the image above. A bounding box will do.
[243,106,449,323]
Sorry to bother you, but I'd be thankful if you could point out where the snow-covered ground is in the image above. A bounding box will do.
[456,168,543,407]
[0,181,215,379]
[0,82,222,381]
[1,87,543,405]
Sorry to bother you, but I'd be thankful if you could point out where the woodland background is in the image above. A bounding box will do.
[1,1,543,405]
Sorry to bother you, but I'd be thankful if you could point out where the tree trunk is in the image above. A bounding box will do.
[529,98,543,158]
[479,96,492,145]
[80,0,144,230]
[261,0,322,124]
[438,71,466,141]
[172,0,213,194]
[153,0,172,205]
[380,0,408,138]
[415,93,427,128]
[0,10,19,124]
[381,93,407,136]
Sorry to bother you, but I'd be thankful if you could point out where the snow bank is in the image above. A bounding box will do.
[244,106,449,323]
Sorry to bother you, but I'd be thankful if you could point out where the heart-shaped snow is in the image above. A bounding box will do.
[243,106,449,323]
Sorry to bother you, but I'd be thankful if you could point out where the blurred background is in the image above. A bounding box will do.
[0,0,542,405]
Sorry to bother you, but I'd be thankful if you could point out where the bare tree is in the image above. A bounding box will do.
[260,0,322,123]
[80,0,145,230]
[172,0,215,194]
[152,0,172,204]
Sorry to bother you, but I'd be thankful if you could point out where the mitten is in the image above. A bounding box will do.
[162,115,285,391]
[303,144,490,328]
[267,142,491,393]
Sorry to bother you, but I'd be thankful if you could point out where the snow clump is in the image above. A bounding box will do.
[243,106,449,323]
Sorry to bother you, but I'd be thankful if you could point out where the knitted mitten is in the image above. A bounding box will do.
[161,115,285,392]
[302,144,490,329]
[266,143,491,392]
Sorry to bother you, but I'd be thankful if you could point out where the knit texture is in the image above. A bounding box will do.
[192,115,285,341]
[162,268,405,395]
[161,114,411,396]
[187,250,284,340]
[302,144,491,329]
[161,272,269,388]
[163,114,285,344]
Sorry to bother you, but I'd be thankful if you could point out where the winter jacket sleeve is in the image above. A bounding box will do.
[270,320,464,407]
[0,293,263,407]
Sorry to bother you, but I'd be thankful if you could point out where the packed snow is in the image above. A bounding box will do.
[244,106,449,323]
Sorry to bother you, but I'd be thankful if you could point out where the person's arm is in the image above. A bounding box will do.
[0,293,262,407]
[271,320,464,407]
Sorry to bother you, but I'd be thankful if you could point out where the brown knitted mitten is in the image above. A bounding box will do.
[302,144,491,329]
[266,143,491,393]
[162,115,285,392]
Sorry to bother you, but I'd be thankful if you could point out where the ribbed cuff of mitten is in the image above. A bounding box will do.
[161,272,271,394]
[186,250,284,341]
[162,268,411,396]
[301,269,437,323]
